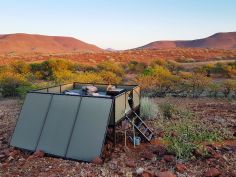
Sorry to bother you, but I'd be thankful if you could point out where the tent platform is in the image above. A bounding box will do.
[10,82,140,162]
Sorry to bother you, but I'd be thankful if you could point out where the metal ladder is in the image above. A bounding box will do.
[125,110,153,142]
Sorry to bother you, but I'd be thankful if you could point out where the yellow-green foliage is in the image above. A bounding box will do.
[53,70,77,84]
[136,64,213,97]
[184,73,211,97]
[30,59,78,80]
[0,71,30,97]
[1,58,235,99]
[201,61,236,78]
[99,71,122,84]
[75,72,104,83]
[136,66,179,96]
[208,82,221,97]
[29,59,122,84]
[10,60,30,75]
[97,61,124,76]
[78,64,96,72]
[150,58,166,67]
[222,79,236,97]
[126,61,147,73]
[164,118,222,160]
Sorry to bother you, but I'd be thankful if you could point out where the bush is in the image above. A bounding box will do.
[97,61,124,76]
[166,60,181,72]
[126,61,147,73]
[140,97,158,120]
[136,66,180,97]
[0,72,30,97]
[78,64,96,72]
[208,82,221,97]
[164,117,222,160]
[99,71,122,84]
[16,85,38,98]
[10,61,30,75]
[30,59,78,80]
[185,73,211,98]
[75,72,104,83]
[53,70,77,84]
[212,62,236,78]
[222,79,236,97]
[150,58,166,67]
[159,103,176,119]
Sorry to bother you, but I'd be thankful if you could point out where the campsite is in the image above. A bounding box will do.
[1,59,236,176]
[1,1,236,177]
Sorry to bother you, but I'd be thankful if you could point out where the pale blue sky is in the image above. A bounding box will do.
[0,0,235,49]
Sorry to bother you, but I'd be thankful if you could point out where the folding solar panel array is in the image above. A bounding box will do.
[10,93,113,162]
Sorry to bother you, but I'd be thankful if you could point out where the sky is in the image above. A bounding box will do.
[0,0,236,50]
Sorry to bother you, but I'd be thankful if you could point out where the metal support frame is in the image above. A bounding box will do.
[113,98,116,148]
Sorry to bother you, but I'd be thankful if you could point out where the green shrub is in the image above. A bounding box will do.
[16,85,38,98]
[159,103,176,119]
[97,61,124,76]
[222,79,236,97]
[208,82,221,97]
[126,61,147,73]
[137,66,180,97]
[140,97,158,120]
[99,71,122,84]
[0,72,30,97]
[164,118,222,160]
[187,73,211,98]
[30,59,78,80]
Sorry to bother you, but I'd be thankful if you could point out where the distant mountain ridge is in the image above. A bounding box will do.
[0,33,102,54]
[0,32,236,55]
[134,32,236,50]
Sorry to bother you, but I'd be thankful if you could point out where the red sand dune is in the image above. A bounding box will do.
[0,33,102,54]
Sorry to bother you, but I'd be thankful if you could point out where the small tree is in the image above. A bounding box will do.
[186,73,211,98]
[136,66,180,97]
[222,79,236,98]
[208,82,221,97]
[197,64,214,77]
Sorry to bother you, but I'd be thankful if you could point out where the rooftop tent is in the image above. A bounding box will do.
[10,82,143,162]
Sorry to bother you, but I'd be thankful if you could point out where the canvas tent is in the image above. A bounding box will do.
[10,82,141,162]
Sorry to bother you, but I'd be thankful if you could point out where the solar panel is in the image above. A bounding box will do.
[10,93,52,151]
[11,93,113,161]
[36,95,81,156]
[66,97,113,161]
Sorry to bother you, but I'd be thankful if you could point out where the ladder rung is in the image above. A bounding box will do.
[148,133,153,141]
[137,121,143,128]
[126,111,154,142]
[143,128,148,135]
